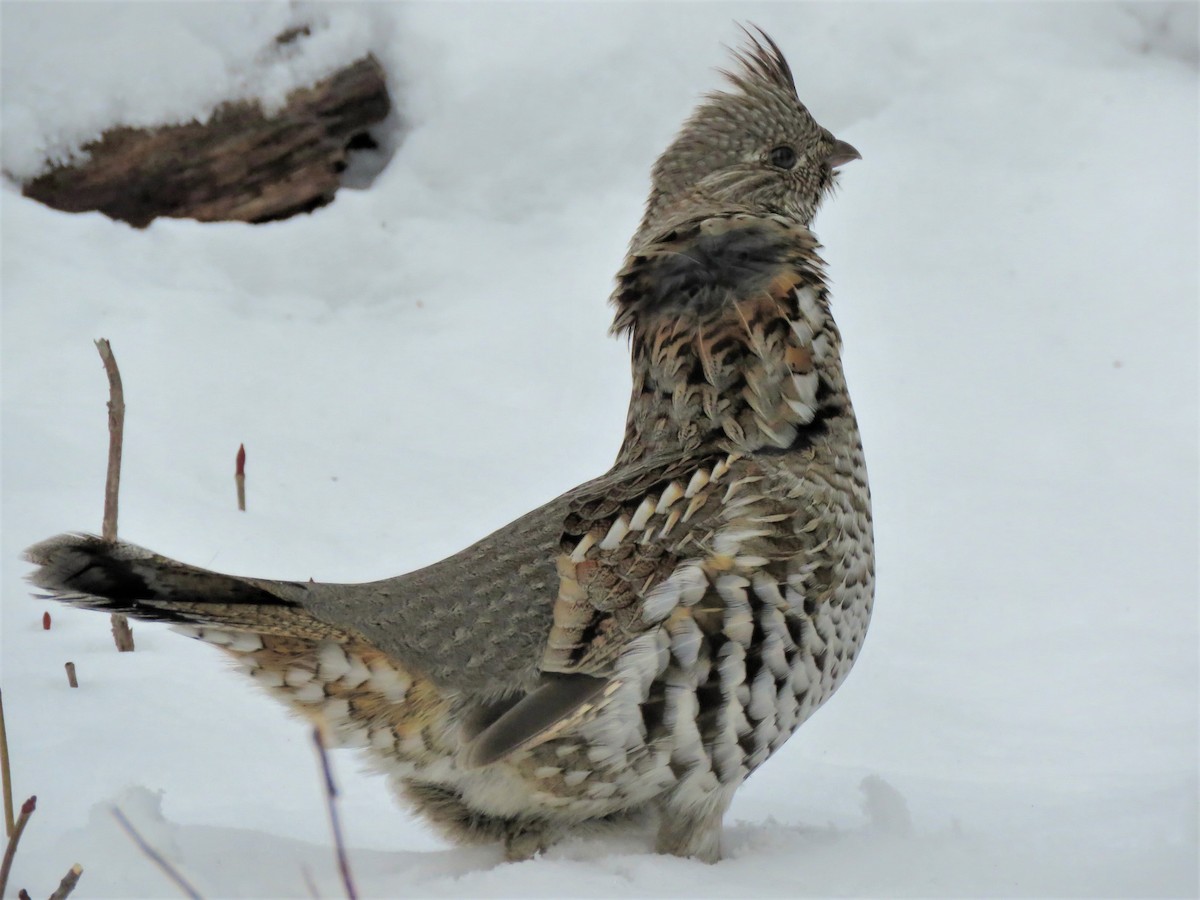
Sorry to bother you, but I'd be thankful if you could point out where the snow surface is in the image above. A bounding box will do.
[2,3,1197,897]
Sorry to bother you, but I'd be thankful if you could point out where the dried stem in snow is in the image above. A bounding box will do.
[111,806,202,899]
[47,863,84,900]
[0,690,13,838]
[0,796,35,898]
[95,338,135,651]
[313,727,358,900]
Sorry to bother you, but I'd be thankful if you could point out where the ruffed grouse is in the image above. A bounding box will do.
[26,28,872,863]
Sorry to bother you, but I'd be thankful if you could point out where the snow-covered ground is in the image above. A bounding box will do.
[2,3,1197,897]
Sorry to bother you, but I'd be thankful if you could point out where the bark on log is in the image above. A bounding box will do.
[21,55,390,227]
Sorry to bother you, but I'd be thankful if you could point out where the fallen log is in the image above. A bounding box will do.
[21,54,390,227]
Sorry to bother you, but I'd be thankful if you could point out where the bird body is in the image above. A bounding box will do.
[26,30,872,863]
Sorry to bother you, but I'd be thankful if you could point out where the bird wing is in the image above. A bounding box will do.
[288,446,742,767]
[458,449,750,766]
[298,452,721,681]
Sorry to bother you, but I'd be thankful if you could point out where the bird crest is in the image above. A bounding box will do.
[718,24,800,103]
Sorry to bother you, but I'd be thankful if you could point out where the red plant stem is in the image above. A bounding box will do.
[236,444,246,511]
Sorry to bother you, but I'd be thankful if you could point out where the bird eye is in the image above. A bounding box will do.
[768,145,798,169]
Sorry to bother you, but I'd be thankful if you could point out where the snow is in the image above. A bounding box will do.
[1,2,1197,897]
[0,2,380,179]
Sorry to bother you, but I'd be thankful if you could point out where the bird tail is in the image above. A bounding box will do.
[24,533,442,754]
[24,532,338,641]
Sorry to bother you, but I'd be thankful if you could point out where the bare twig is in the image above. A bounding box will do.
[47,863,84,900]
[65,662,79,689]
[312,727,357,900]
[95,339,124,542]
[235,443,246,511]
[0,796,35,898]
[95,338,135,651]
[0,704,84,899]
[110,613,135,652]
[111,806,202,900]
[301,864,321,900]
[0,689,13,837]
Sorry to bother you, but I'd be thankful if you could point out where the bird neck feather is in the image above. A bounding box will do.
[610,214,846,466]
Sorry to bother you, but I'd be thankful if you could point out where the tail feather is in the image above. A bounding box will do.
[23,532,323,635]
[26,534,459,767]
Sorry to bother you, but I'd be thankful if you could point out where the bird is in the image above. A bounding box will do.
[25,27,872,864]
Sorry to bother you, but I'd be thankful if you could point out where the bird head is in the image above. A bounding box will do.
[633,26,859,249]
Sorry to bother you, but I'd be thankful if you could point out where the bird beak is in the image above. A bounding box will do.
[826,138,861,169]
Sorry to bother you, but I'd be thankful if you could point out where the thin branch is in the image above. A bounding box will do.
[301,864,321,900]
[110,613,135,652]
[47,863,84,900]
[312,727,357,900]
[111,806,202,900]
[0,796,35,898]
[95,338,135,651]
[0,689,13,837]
[94,338,125,541]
